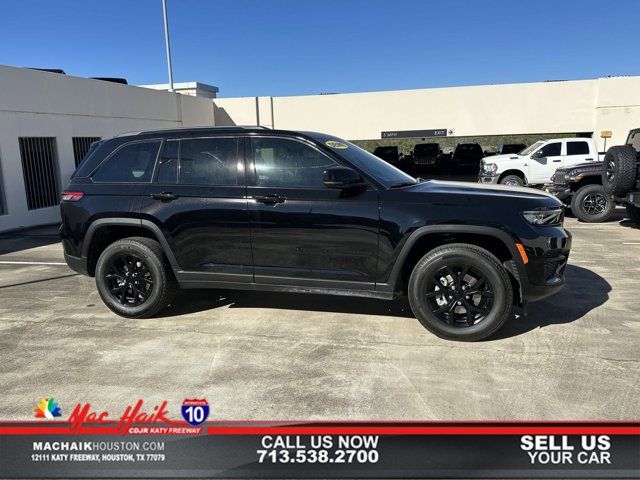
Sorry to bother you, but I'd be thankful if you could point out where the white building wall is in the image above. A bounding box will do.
[213,76,640,150]
[0,65,214,232]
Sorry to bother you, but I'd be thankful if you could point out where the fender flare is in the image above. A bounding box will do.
[82,218,179,270]
[385,224,523,293]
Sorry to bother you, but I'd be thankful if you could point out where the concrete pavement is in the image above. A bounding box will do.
[0,213,638,421]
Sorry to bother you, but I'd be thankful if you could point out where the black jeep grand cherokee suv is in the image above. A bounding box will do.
[61,127,571,341]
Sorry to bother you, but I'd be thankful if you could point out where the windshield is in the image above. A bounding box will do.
[519,141,544,156]
[414,144,439,155]
[309,133,416,187]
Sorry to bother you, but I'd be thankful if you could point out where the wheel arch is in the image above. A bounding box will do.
[498,169,527,184]
[82,218,178,276]
[385,225,523,302]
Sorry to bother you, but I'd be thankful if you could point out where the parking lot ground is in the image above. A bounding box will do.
[0,213,639,421]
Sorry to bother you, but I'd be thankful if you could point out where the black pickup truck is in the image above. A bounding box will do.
[544,128,640,224]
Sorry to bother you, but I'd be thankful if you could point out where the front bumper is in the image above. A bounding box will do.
[543,183,572,202]
[518,226,572,304]
[478,173,499,184]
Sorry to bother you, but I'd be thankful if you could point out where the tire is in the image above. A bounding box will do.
[408,243,514,341]
[627,204,640,225]
[499,174,525,187]
[95,237,177,318]
[570,184,615,223]
[602,146,637,195]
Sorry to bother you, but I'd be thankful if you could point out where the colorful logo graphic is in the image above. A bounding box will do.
[34,397,62,419]
[181,399,209,426]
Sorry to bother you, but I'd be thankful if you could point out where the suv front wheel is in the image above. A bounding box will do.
[408,243,514,341]
[95,237,177,318]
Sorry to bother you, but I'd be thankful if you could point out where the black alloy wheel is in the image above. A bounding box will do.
[408,243,514,341]
[105,254,153,306]
[95,237,177,318]
[582,192,608,216]
[425,264,494,327]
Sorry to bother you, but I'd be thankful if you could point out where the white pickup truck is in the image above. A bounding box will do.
[478,137,604,187]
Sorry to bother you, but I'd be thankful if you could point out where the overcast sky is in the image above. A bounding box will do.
[2,0,639,97]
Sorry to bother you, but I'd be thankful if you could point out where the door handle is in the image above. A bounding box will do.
[151,192,178,201]
[585,158,594,161]
[254,194,286,204]
[552,159,561,162]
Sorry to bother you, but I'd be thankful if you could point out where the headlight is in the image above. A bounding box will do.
[522,208,564,225]
[482,162,498,173]
[566,170,583,181]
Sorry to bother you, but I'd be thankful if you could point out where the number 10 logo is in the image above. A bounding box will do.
[181,399,209,426]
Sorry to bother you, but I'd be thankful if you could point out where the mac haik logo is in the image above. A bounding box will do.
[181,399,209,426]
[68,399,177,434]
[34,397,62,419]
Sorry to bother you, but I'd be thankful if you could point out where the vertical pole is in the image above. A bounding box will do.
[161,0,175,92]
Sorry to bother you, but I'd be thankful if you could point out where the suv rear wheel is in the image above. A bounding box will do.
[408,243,514,341]
[95,237,176,318]
[570,184,615,223]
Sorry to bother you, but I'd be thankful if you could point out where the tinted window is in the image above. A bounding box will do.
[307,133,416,187]
[253,137,337,188]
[179,137,238,185]
[566,141,589,156]
[538,142,561,157]
[156,140,179,183]
[92,141,160,183]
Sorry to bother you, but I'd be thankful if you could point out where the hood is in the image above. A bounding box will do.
[483,153,521,163]
[554,161,603,173]
[405,179,561,203]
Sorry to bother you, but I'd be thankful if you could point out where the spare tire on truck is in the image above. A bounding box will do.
[602,146,638,195]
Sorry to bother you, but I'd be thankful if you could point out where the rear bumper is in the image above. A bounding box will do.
[64,253,90,276]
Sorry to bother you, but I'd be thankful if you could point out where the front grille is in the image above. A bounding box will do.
[552,171,566,185]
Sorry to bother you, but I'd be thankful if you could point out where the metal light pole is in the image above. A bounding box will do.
[161,0,175,92]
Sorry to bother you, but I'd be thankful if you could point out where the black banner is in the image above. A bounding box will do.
[381,129,451,139]
[1,422,638,478]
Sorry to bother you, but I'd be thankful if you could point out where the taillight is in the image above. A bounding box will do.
[61,191,84,201]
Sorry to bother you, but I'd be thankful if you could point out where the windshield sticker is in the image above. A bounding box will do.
[325,140,348,149]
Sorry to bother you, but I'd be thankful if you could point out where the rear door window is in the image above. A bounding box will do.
[566,141,589,155]
[92,141,161,183]
[179,137,239,185]
[156,140,179,184]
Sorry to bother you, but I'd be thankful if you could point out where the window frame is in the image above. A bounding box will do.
[90,139,162,184]
[247,135,357,190]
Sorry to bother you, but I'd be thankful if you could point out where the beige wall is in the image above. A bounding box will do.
[213,76,640,150]
[0,65,214,232]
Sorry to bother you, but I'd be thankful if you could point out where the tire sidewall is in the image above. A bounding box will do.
[95,241,165,317]
[408,249,510,341]
[572,184,614,223]
[500,175,524,187]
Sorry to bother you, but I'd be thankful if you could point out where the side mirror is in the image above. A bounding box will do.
[532,150,544,159]
[323,167,366,190]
